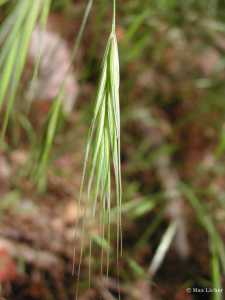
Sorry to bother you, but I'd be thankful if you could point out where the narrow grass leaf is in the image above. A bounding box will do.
[211,240,222,300]
[149,221,177,276]
[181,184,225,275]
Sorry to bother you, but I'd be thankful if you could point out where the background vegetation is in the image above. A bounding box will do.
[0,0,225,299]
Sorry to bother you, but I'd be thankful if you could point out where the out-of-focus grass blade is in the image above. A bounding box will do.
[1,0,41,138]
[0,0,51,140]
[32,94,63,191]
[0,1,31,65]
[182,184,225,275]
[211,240,222,300]
[111,197,157,221]
[125,35,149,62]
[125,11,150,42]
[127,257,146,278]
[215,125,225,158]
[18,114,36,147]
[0,0,30,68]
[136,209,165,249]
[92,234,111,253]
[148,221,177,276]
[0,36,19,110]
[40,0,52,27]
[0,0,8,6]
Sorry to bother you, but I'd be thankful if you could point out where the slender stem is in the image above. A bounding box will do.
[112,0,116,32]
[71,0,93,62]
[56,0,93,101]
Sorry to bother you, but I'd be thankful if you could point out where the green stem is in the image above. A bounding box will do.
[112,0,116,32]
[71,0,93,62]
[57,0,93,96]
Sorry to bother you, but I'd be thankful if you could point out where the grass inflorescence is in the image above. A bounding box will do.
[75,0,122,294]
